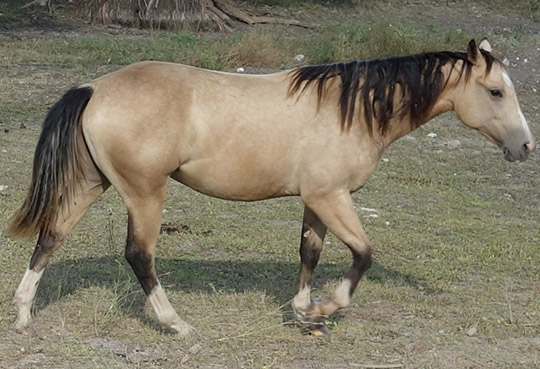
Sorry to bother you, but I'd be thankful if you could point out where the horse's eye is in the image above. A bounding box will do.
[490,89,503,98]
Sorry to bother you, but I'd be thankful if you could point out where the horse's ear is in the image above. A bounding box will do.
[467,39,484,66]
[478,38,492,53]
[467,39,478,62]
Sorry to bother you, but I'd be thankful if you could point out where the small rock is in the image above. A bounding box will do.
[127,345,165,364]
[236,67,245,73]
[466,326,477,336]
[402,135,417,141]
[444,139,461,149]
[360,207,378,213]
[90,338,127,356]
[181,354,190,364]
[427,132,437,138]
[90,339,165,363]
[382,158,389,163]
[0,185,7,191]
[294,54,305,62]
[17,353,47,366]
[188,343,202,355]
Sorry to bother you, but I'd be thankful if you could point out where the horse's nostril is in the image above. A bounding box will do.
[524,142,536,152]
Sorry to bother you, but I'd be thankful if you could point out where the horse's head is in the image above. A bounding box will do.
[452,39,535,162]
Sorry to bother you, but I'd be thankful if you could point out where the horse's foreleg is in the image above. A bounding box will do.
[124,192,194,335]
[14,180,108,332]
[292,206,327,316]
[301,191,372,333]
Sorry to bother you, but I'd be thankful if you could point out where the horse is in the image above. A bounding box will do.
[8,39,534,335]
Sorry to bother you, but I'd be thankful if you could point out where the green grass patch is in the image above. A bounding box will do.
[296,22,474,63]
[0,22,512,73]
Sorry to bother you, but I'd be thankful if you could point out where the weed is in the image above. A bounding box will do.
[293,21,474,64]
[225,31,288,68]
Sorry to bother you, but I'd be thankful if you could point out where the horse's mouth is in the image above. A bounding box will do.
[503,146,530,162]
[503,147,516,162]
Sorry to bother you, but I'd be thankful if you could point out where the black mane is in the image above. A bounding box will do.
[288,50,496,136]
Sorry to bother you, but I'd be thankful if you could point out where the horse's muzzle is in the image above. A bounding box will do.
[504,141,535,162]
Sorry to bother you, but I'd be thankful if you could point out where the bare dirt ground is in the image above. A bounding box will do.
[1,1,539,369]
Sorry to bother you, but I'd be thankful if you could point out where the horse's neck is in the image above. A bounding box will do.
[381,63,460,148]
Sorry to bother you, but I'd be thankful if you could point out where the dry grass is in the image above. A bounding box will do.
[225,31,288,68]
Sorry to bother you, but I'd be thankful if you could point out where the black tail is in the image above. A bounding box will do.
[7,86,94,239]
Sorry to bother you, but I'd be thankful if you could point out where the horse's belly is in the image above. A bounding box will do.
[171,158,298,201]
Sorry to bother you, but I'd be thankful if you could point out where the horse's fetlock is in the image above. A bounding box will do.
[306,298,337,322]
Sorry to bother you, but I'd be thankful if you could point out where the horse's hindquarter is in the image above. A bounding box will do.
[82,61,380,201]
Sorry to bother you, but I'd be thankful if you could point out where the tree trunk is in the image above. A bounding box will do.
[76,0,309,31]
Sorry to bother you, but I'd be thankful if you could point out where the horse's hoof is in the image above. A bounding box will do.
[170,320,196,336]
[14,323,30,335]
[309,324,330,337]
[14,318,31,335]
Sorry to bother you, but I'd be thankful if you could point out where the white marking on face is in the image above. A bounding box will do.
[502,71,514,88]
[518,108,534,143]
[292,285,311,312]
[331,278,352,308]
[502,71,534,143]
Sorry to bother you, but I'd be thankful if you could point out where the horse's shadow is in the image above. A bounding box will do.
[34,256,440,328]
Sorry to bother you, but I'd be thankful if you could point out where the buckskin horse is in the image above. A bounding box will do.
[8,39,534,335]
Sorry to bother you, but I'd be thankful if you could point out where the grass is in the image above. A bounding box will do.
[275,0,540,17]
[1,20,534,74]
[0,24,486,73]
[1,2,540,368]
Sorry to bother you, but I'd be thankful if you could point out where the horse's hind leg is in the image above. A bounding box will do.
[292,206,327,316]
[121,185,194,335]
[14,175,110,332]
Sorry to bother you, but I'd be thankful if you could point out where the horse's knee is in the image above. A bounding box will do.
[125,242,141,264]
[125,241,157,294]
[358,245,373,271]
[342,243,372,295]
[125,243,153,272]
[351,240,372,270]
